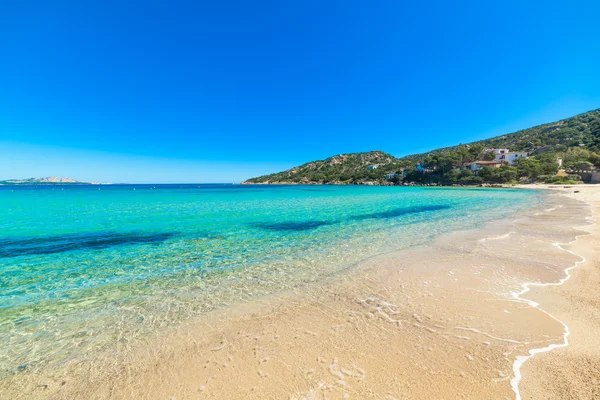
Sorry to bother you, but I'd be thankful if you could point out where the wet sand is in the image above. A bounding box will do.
[3,186,598,399]
[515,185,600,399]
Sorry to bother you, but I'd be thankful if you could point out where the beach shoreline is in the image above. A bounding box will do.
[2,185,599,399]
[513,185,600,399]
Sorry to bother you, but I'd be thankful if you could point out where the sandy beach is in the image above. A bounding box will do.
[516,185,600,399]
[3,185,599,399]
[4,0,599,397]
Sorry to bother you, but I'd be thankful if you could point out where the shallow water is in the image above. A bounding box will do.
[0,184,540,374]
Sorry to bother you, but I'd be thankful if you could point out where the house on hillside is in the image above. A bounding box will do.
[367,164,384,170]
[470,161,504,172]
[484,148,508,154]
[495,152,528,164]
[484,148,528,165]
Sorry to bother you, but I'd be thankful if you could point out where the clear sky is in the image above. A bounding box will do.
[1,0,599,183]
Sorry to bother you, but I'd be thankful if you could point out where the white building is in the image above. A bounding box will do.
[485,149,528,165]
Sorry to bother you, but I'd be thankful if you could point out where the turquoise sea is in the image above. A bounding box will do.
[0,184,541,374]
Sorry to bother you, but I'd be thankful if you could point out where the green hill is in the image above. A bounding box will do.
[244,150,395,184]
[244,108,600,185]
[398,108,600,163]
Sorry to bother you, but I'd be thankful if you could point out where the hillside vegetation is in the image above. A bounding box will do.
[244,108,600,185]
[245,151,395,184]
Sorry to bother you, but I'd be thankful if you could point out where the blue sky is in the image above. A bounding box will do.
[1,0,599,183]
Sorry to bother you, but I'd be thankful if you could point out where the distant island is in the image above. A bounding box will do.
[243,108,600,186]
[0,176,101,185]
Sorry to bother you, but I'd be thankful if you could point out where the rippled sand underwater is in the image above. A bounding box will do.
[1,184,560,398]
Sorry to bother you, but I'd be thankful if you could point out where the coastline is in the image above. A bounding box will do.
[512,185,600,399]
[241,180,507,187]
[2,186,598,399]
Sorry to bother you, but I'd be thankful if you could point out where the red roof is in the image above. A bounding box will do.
[473,161,503,165]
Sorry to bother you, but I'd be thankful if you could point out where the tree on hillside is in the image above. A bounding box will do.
[481,152,496,161]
